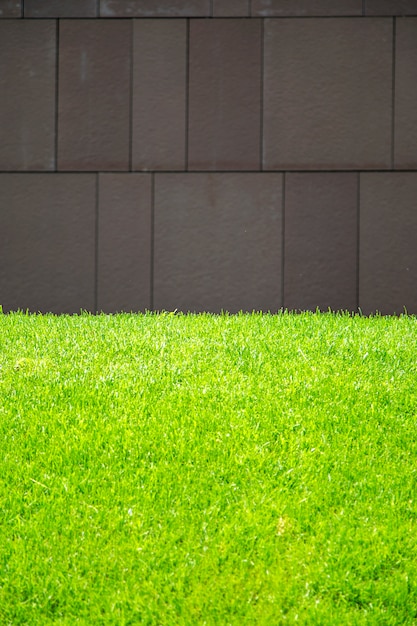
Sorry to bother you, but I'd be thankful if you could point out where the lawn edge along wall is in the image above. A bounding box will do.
[1,1,417,316]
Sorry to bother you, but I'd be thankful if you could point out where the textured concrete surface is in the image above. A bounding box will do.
[98,174,152,312]
[213,0,249,17]
[0,174,96,313]
[132,20,187,171]
[0,9,416,315]
[154,174,282,313]
[365,0,417,15]
[394,19,417,168]
[58,20,130,171]
[0,21,56,170]
[284,173,358,312]
[0,0,21,17]
[360,173,417,315]
[188,19,261,170]
[100,0,210,17]
[252,0,362,16]
[263,18,392,170]
[24,0,97,17]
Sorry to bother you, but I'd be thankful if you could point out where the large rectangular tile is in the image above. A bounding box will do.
[365,1,417,15]
[98,174,152,313]
[284,173,358,312]
[100,0,210,17]
[213,0,249,16]
[0,174,96,314]
[58,20,130,171]
[0,21,55,170]
[132,20,186,171]
[359,173,417,315]
[252,0,362,15]
[25,0,97,17]
[154,174,282,313]
[0,0,21,17]
[263,19,392,170]
[394,19,417,168]
[188,20,261,170]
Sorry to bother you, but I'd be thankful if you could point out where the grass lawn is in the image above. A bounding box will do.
[1,310,417,625]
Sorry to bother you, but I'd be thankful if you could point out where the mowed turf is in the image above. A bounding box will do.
[1,311,417,625]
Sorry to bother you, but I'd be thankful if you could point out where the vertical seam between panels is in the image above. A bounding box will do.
[129,19,134,171]
[185,18,190,171]
[95,174,99,313]
[260,18,264,171]
[55,19,59,170]
[281,172,286,309]
[150,173,155,311]
[356,172,361,312]
[362,0,365,16]
[391,17,396,170]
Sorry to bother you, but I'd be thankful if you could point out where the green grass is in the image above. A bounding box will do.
[1,311,417,625]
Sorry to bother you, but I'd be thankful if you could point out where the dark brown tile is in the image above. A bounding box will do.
[213,0,249,17]
[252,0,362,15]
[25,0,97,17]
[0,21,55,170]
[284,173,358,312]
[100,0,210,17]
[263,18,392,170]
[394,19,417,168]
[188,19,261,171]
[58,20,130,171]
[359,173,417,315]
[132,20,186,171]
[0,0,21,17]
[365,1,417,15]
[98,174,152,313]
[0,174,96,314]
[154,173,282,313]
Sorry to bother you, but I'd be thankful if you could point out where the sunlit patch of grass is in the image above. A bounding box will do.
[1,311,417,624]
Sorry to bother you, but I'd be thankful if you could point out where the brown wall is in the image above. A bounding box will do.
[1,1,417,315]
